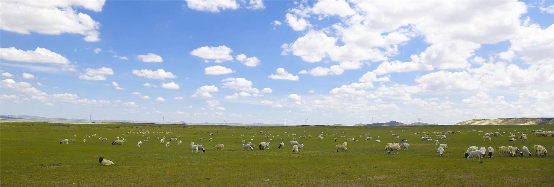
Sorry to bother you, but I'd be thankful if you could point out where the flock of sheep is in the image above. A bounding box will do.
[58,128,553,166]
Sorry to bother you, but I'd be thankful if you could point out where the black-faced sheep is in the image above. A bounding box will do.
[99,157,114,166]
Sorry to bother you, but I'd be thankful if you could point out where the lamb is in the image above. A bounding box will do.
[137,141,142,147]
[60,139,69,144]
[290,140,299,146]
[336,144,348,152]
[242,144,254,151]
[438,146,444,156]
[99,157,114,166]
[213,144,224,150]
[297,144,304,150]
[534,145,547,157]
[466,150,483,161]
[292,145,299,153]
[278,142,285,149]
[165,142,170,147]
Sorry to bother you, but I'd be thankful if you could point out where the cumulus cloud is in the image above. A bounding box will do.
[373,61,434,75]
[221,78,259,93]
[185,0,239,12]
[136,53,163,63]
[94,48,101,54]
[288,94,302,105]
[190,45,233,63]
[205,65,234,75]
[132,69,176,80]
[246,0,264,10]
[22,73,34,79]
[141,95,150,99]
[192,85,219,98]
[261,88,272,93]
[174,96,184,100]
[281,30,336,63]
[268,68,299,81]
[79,67,113,80]
[285,13,311,31]
[161,82,179,89]
[308,66,343,76]
[0,47,69,65]
[143,83,156,87]
[1,72,13,78]
[0,0,104,42]
[311,0,355,18]
[235,54,260,67]
[112,82,124,90]
[156,97,165,102]
[272,20,282,26]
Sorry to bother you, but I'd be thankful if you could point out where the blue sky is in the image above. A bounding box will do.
[1,0,553,125]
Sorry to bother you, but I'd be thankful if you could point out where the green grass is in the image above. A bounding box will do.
[1,122,553,186]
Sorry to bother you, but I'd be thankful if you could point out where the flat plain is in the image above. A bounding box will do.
[1,122,553,186]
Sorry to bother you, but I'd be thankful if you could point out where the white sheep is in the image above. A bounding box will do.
[439,144,448,150]
[336,144,348,152]
[466,150,482,161]
[278,142,285,149]
[165,142,170,147]
[297,144,304,150]
[375,140,381,142]
[290,140,299,146]
[385,143,400,154]
[292,145,299,153]
[99,157,114,166]
[137,141,142,147]
[520,146,531,157]
[242,144,254,151]
[112,139,124,145]
[434,140,440,145]
[438,146,444,156]
[214,144,225,150]
[487,146,494,158]
[479,147,487,157]
[400,143,409,150]
[60,139,69,144]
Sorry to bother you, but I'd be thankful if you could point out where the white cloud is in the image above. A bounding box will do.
[156,97,165,102]
[221,78,259,93]
[136,53,163,63]
[246,0,264,10]
[94,48,101,54]
[288,94,302,105]
[298,70,308,74]
[498,50,516,62]
[508,24,554,64]
[36,82,43,86]
[192,85,219,98]
[21,73,34,79]
[311,0,355,18]
[308,90,315,93]
[131,92,140,95]
[143,83,156,87]
[205,65,234,75]
[0,79,47,99]
[373,61,434,75]
[235,54,260,67]
[308,66,343,76]
[141,95,150,99]
[359,72,390,83]
[185,0,239,12]
[282,30,336,63]
[0,47,69,65]
[132,69,176,80]
[268,68,299,81]
[261,88,272,93]
[174,96,184,100]
[118,56,128,60]
[285,13,311,31]
[1,72,13,78]
[224,93,239,100]
[207,100,220,107]
[539,5,554,14]
[0,0,104,42]
[112,82,124,90]
[190,46,233,63]
[161,82,179,89]
[79,67,113,81]
[272,20,282,26]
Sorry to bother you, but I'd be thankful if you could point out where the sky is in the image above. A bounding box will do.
[1,0,553,125]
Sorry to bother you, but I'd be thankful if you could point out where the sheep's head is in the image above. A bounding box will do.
[99,157,103,163]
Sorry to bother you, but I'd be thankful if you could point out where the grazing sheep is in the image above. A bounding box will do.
[165,142,170,147]
[534,145,547,157]
[214,144,224,150]
[400,143,409,150]
[292,145,299,153]
[520,146,532,157]
[465,146,478,158]
[112,139,124,145]
[438,146,444,156]
[401,139,408,142]
[99,157,114,166]
[242,144,254,151]
[60,139,69,144]
[487,146,494,158]
[137,141,142,147]
[479,147,487,157]
[342,142,348,147]
[483,136,491,141]
[297,144,304,150]
[375,140,381,142]
[466,150,483,161]
[336,144,348,152]
[385,143,400,154]
[170,137,178,141]
[278,142,285,149]
[434,140,440,145]
[521,135,527,142]
[439,144,448,150]
[178,140,182,145]
[290,140,299,146]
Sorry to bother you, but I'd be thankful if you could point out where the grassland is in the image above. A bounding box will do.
[1,122,553,187]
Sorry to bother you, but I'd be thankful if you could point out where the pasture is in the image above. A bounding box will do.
[1,122,553,186]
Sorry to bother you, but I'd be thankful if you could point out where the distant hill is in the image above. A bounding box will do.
[455,118,554,125]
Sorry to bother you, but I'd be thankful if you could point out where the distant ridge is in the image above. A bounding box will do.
[455,118,554,125]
